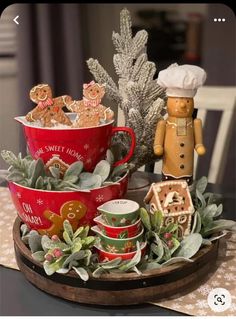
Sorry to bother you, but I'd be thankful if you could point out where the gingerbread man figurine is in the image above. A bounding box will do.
[65,81,114,127]
[153,64,206,185]
[25,84,72,127]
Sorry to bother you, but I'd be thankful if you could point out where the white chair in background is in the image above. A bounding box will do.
[117,86,236,184]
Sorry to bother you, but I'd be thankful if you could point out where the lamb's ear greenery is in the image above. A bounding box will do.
[0,150,129,191]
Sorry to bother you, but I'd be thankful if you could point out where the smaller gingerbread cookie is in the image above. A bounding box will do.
[65,81,114,128]
[25,84,73,127]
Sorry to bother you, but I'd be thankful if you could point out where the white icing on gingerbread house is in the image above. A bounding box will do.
[144,180,194,237]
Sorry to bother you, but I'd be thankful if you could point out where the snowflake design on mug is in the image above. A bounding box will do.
[96,194,104,203]
[37,198,44,205]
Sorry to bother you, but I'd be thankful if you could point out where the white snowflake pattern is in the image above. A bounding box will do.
[185,304,194,310]
[3,203,14,210]
[217,267,225,274]
[16,192,21,198]
[99,147,105,153]
[195,300,209,309]
[37,199,44,205]
[227,243,235,249]
[229,303,236,312]
[86,158,92,164]
[84,144,90,150]
[197,285,212,296]
[224,273,236,281]
[171,303,181,310]
[211,280,220,287]
[228,266,236,272]
[96,195,104,203]
[197,309,207,316]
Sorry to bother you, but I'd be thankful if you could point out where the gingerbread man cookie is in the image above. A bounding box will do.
[38,200,87,237]
[65,81,114,128]
[25,84,72,127]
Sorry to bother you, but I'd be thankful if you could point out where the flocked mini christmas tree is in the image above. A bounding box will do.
[87,8,166,172]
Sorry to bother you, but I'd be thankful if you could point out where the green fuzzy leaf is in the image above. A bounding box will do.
[62,251,87,268]
[29,158,45,188]
[93,160,111,182]
[99,257,122,269]
[7,171,25,182]
[32,251,46,262]
[20,224,30,237]
[162,241,171,261]
[56,268,70,274]
[152,233,164,262]
[92,266,107,278]
[191,210,201,234]
[82,236,95,248]
[63,230,73,245]
[214,204,223,217]
[35,176,44,189]
[63,161,83,182]
[73,226,84,239]
[1,150,18,166]
[29,232,42,253]
[49,166,60,179]
[63,220,74,239]
[79,226,90,239]
[175,233,202,259]
[140,261,161,271]
[140,207,151,230]
[72,267,89,281]
[119,242,141,271]
[83,250,92,266]
[196,176,208,194]
[169,237,180,255]
[43,256,66,276]
[41,235,68,251]
[202,219,236,237]
[150,211,163,232]
[111,163,128,179]
[105,149,114,165]
[161,256,193,267]
[164,223,179,234]
[78,173,102,189]
[202,239,212,246]
[196,189,206,209]
[202,204,218,219]
[71,239,82,254]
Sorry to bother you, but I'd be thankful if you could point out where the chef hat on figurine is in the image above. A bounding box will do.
[157,63,207,98]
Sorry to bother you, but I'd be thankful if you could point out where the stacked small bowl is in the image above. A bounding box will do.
[92,199,146,261]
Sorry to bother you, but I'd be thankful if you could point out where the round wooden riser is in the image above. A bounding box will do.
[13,217,219,306]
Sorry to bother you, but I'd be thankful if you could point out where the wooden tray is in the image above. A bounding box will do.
[13,217,219,305]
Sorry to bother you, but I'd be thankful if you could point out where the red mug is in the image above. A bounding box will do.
[15,115,136,171]
[8,172,129,237]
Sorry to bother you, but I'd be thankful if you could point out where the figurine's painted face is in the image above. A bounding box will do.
[167,97,194,118]
[83,83,105,100]
[30,84,52,103]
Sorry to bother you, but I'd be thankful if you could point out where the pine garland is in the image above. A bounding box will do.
[87,8,166,171]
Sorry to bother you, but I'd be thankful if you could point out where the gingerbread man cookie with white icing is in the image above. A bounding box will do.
[65,81,114,128]
[25,84,72,127]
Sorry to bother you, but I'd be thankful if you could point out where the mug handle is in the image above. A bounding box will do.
[111,127,136,167]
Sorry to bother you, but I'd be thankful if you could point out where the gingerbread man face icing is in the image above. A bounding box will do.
[83,81,105,101]
[30,84,53,104]
[25,84,72,127]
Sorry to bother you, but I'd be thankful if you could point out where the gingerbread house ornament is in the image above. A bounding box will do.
[45,154,69,177]
[144,180,194,237]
